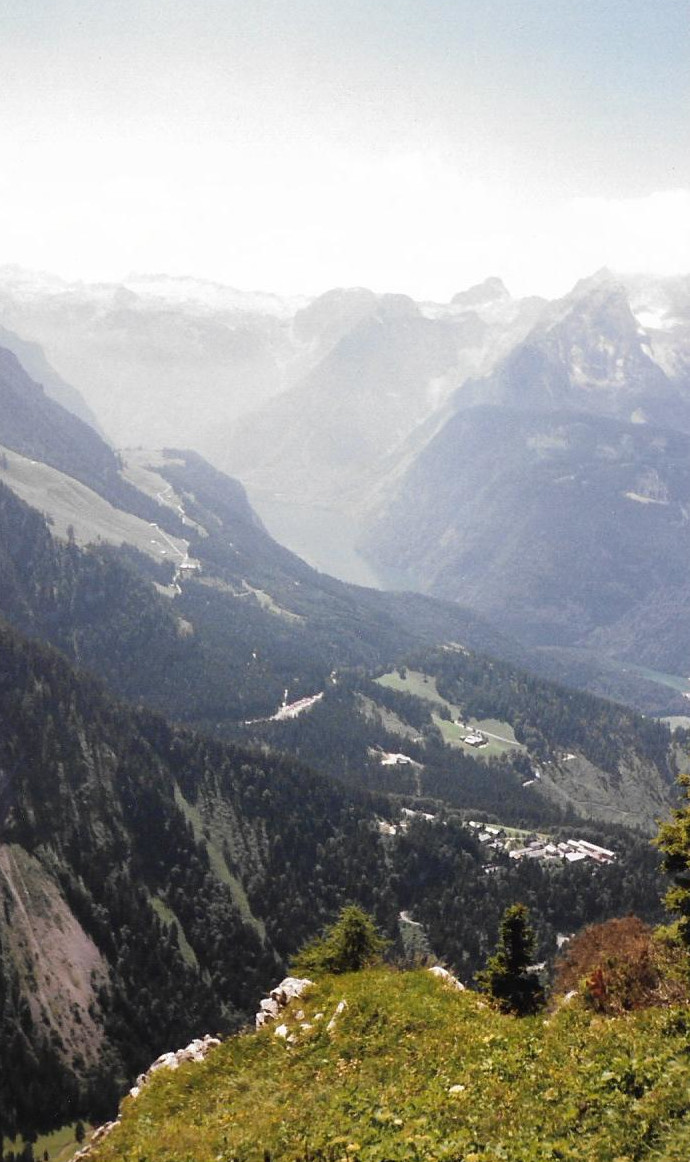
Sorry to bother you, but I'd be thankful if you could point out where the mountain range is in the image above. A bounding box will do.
[0,325,679,1140]
[2,267,690,715]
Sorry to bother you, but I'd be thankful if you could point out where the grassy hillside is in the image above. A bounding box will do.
[89,966,690,1162]
[0,446,189,560]
[0,453,520,727]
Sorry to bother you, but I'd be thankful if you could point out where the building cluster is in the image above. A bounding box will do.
[378,806,437,837]
[378,814,616,867]
[466,822,616,865]
[508,837,616,865]
[461,729,488,748]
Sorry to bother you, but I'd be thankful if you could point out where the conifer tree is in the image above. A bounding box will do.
[477,903,545,1015]
[655,773,690,943]
[292,905,387,976]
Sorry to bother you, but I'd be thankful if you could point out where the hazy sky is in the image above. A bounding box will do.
[2,0,689,299]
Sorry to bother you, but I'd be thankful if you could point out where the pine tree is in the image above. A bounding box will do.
[291,905,387,976]
[477,903,545,1015]
[655,773,690,943]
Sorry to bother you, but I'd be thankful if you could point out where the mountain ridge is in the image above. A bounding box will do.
[360,275,690,688]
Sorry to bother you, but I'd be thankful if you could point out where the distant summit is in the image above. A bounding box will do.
[452,276,511,308]
[567,266,618,299]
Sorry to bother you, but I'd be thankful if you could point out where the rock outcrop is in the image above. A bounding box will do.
[255,975,313,1029]
[73,1033,222,1158]
[128,1033,222,1099]
[76,977,314,1156]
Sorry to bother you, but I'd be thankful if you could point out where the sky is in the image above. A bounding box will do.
[1,0,689,300]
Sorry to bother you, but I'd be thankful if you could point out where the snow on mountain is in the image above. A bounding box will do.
[121,273,309,318]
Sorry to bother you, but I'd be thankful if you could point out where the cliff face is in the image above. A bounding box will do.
[0,844,109,1065]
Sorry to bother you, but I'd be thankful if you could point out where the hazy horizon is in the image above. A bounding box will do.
[2,1,689,300]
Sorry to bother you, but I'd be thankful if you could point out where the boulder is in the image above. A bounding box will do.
[428,965,465,990]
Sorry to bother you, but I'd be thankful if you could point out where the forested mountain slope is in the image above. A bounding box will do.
[0,618,667,1141]
[0,617,393,1138]
[248,644,677,832]
[0,315,683,800]
[0,462,519,725]
[3,273,689,711]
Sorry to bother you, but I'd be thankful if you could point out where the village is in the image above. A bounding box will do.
[378,810,616,867]
[465,821,617,865]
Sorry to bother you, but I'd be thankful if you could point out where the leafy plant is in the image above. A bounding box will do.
[553,916,690,1014]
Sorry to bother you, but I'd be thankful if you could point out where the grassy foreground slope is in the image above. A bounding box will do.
[90,968,690,1162]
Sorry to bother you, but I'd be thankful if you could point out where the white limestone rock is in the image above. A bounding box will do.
[428,965,465,990]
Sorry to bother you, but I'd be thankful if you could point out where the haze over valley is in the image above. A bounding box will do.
[3,263,690,714]
[4,1,690,1156]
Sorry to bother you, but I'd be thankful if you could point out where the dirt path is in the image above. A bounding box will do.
[480,729,519,746]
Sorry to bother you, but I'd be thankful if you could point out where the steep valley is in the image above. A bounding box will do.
[0,282,689,1147]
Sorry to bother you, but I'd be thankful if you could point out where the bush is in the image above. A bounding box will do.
[553,916,690,1013]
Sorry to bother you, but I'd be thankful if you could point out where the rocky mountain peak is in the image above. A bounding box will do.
[292,287,378,343]
[451,276,511,309]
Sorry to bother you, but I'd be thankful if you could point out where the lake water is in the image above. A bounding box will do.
[250,494,391,590]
